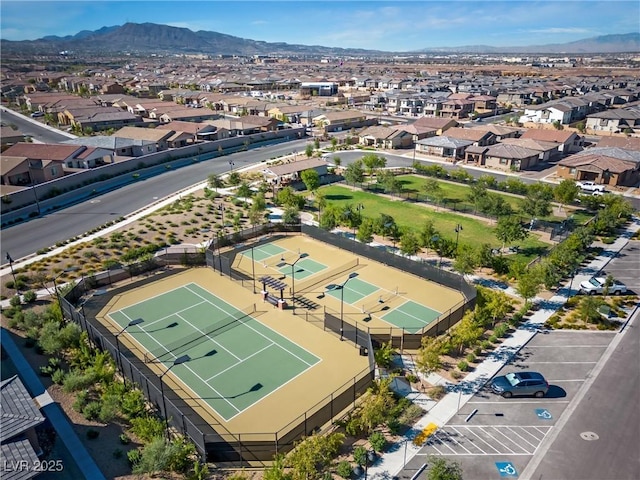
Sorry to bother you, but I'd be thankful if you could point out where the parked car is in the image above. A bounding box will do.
[576,181,606,192]
[30,111,44,118]
[490,371,549,398]
[579,276,627,295]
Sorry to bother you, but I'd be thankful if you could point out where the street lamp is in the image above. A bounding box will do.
[327,272,358,341]
[160,354,191,439]
[5,253,18,293]
[228,159,235,172]
[355,203,365,236]
[454,224,463,252]
[114,318,144,387]
[277,253,308,310]
[218,204,226,227]
[26,161,41,215]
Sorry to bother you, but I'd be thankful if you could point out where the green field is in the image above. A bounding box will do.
[396,175,593,225]
[320,185,551,262]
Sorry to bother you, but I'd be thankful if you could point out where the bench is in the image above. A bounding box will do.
[265,294,279,307]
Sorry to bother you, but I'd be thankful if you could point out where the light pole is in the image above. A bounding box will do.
[26,162,41,215]
[228,159,235,172]
[277,253,308,310]
[5,253,18,293]
[114,318,144,387]
[454,224,463,252]
[218,204,225,228]
[355,203,365,236]
[160,354,191,439]
[327,272,358,341]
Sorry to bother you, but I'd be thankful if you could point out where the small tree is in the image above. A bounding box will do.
[305,144,314,158]
[399,231,421,257]
[427,457,463,480]
[300,169,320,193]
[415,336,446,376]
[422,178,443,204]
[361,153,386,177]
[554,179,580,212]
[207,173,224,192]
[344,160,365,185]
[522,183,554,220]
[356,217,375,243]
[495,216,528,252]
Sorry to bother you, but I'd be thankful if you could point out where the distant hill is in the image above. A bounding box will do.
[2,23,638,56]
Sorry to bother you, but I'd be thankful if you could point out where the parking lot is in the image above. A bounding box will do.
[599,238,640,295]
[404,329,616,479]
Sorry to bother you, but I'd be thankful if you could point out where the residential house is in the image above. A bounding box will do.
[470,95,498,112]
[443,127,496,147]
[239,115,280,132]
[415,136,472,161]
[313,110,371,133]
[499,138,560,162]
[557,153,639,187]
[596,136,640,151]
[411,117,458,135]
[0,375,47,480]
[59,106,139,132]
[358,126,413,149]
[0,126,27,152]
[440,98,474,119]
[391,124,437,144]
[520,129,583,154]
[482,143,541,171]
[469,124,522,141]
[63,136,157,158]
[262,158,329,187]
[1,143,85,184]
[585,108,640,134]
[111,126,174,151]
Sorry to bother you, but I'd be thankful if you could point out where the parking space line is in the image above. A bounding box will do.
[444,427,476,455]
[461,427,502,454]
[429,432,458,454]
[505,427,539,450]
[477,426,518,454]
[490,426,534,454]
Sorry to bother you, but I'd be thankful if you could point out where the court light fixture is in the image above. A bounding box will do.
[327,272,358,341]
[160,354,191,439]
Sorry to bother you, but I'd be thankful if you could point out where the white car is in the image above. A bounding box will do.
[579,276,627,295]
[576,181,605,193]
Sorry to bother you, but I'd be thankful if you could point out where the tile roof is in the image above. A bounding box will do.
[1,143,84,161]
[486,143,540,159]
[596,136,640,151]
[417,136,473,149]
[111,126,174,142]
[558,154,636,173]
[520,129,577,143]
[1,439,41,480]
[444,127,493,142]
[0,375,45,443]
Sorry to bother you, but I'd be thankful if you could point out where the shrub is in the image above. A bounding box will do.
[9,295,21,307]
[353,446,367,466]
[473,346,482,356]
[73,390,89,413]
[457,360,469,372]
[466,353,476,363]
[63,370,97,393]
[494,323,509,338]
[386,417,401,435]
[488,334,499,344]
[121,389,147,419]
[82,401,102,421]
[450,369,462,380]
[86,428,100,439]
[23,290,37,304]
[368,431,386,452]
[337,461,352,479]
[130,415,165,443]
[405,373,418,383]
[427,385,446,400]
[99,393,120,423]
[51,369,65,385]
[127,449,141,467]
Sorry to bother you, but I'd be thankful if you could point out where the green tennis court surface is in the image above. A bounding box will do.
[240,243,286,262]
[278,258,327,280]
[381,300,441,333]
[325,278,379,305]
[108,283,319,421]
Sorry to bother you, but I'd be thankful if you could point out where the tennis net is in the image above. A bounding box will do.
[144,303,257,363]
[296,258,360,294]
[361,289,399,315]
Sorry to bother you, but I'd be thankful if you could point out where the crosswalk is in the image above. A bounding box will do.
[418,425,552,456]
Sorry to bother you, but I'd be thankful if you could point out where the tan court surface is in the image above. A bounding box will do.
[233,235,465,335]
[97,268,369,436]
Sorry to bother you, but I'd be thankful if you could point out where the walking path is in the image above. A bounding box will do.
[366,216,640,480]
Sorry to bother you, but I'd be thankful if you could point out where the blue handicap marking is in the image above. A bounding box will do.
[496,462,518,477]
[535,408,553,420]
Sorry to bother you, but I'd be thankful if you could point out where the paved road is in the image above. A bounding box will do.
[0,107,75,144]
[1,138,309,260]
[524,308,640,480]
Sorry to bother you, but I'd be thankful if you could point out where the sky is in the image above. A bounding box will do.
[1,1,638,51]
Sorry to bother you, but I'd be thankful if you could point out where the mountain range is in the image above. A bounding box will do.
[2,23,639,56]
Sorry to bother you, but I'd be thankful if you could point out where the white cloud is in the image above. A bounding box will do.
[527,27,592,35]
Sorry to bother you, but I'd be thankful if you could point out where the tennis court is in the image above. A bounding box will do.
[381,300,441,333]
[325,277,379,305]
[277,257,327,281]
[240,243,286,262]
[108,282,320,421]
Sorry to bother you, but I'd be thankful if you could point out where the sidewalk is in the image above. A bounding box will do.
[366,216,640,480]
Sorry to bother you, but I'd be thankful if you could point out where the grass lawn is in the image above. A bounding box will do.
[395,175,594,225]
[320,185,551,262]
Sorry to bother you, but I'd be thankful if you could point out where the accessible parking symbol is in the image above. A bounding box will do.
[496,462,518,477]
[535,408,553,420]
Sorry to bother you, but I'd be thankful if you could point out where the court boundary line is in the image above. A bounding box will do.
[381,300,441,329]
[109,282,322,422]
[276,258,329,281]
[118,309,241,416]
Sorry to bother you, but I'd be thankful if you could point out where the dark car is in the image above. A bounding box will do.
[490,371,549,398]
